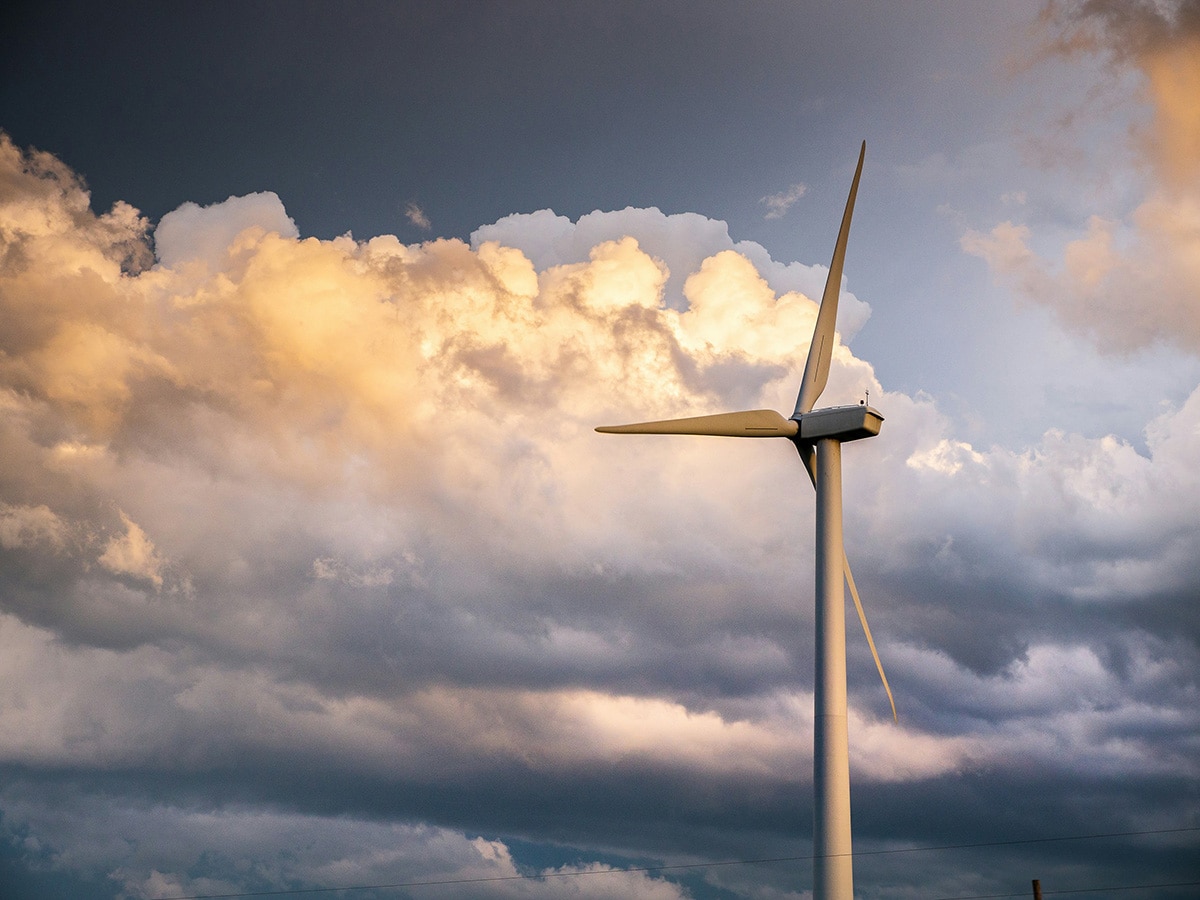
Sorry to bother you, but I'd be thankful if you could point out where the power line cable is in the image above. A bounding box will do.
[930,882,1200,900]
[149,825,1200,900]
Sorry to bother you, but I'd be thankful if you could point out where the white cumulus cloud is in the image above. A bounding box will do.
[1,132,1198,899]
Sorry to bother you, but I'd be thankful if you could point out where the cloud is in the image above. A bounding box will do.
[0,786,691,900]
[760,182,807,220]
[960,211,1200,352]
[97,513,165,588]
[154,191,298,270]
[0,504,65,550]
[1,133,1198,897]
[973,0,1200,352]
[471,205,871,337]
[405,200,432,230]
[1037,0,1200,64]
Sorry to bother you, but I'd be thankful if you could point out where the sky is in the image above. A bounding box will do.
[1,1,1198,899]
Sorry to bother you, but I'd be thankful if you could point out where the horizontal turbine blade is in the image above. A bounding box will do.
[596,409,798,438]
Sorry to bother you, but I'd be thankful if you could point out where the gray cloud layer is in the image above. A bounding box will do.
[2,130,1198,899]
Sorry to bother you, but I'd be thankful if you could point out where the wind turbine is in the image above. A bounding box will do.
[596,142,891,900]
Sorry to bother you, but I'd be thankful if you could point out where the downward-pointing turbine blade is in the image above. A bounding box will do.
[843,551,897,723]
[794,141,866,417]
[595,409,798,438]
[795,439,896,721]
[796,442,818,488]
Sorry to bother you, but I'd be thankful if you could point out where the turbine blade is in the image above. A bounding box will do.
[794,141,866,416]
[796,441,818,488]
[844,551,897,723]
[596,409,798,437]
[796,440,896,721]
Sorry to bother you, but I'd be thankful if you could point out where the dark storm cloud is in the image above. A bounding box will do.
[2,77,1199,899]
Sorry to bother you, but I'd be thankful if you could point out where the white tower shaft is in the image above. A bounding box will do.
[813,438,853,900]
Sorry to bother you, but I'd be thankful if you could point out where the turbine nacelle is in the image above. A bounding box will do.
[795,404,883,442]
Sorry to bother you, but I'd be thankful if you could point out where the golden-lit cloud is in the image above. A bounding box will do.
[3,135,1200,897]
[971,0,1200,351]
[6,3,1200,894]
[98,512,166,587]
[961,209,1196,352]
[4,128,1198,666]
[1141,34,1200,184]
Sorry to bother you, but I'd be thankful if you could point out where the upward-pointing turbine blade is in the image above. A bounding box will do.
[794,141,866,417]
[595,409,798,438]
[795,439,897,721]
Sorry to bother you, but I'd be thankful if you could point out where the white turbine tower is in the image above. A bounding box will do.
[596,142,892,900]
